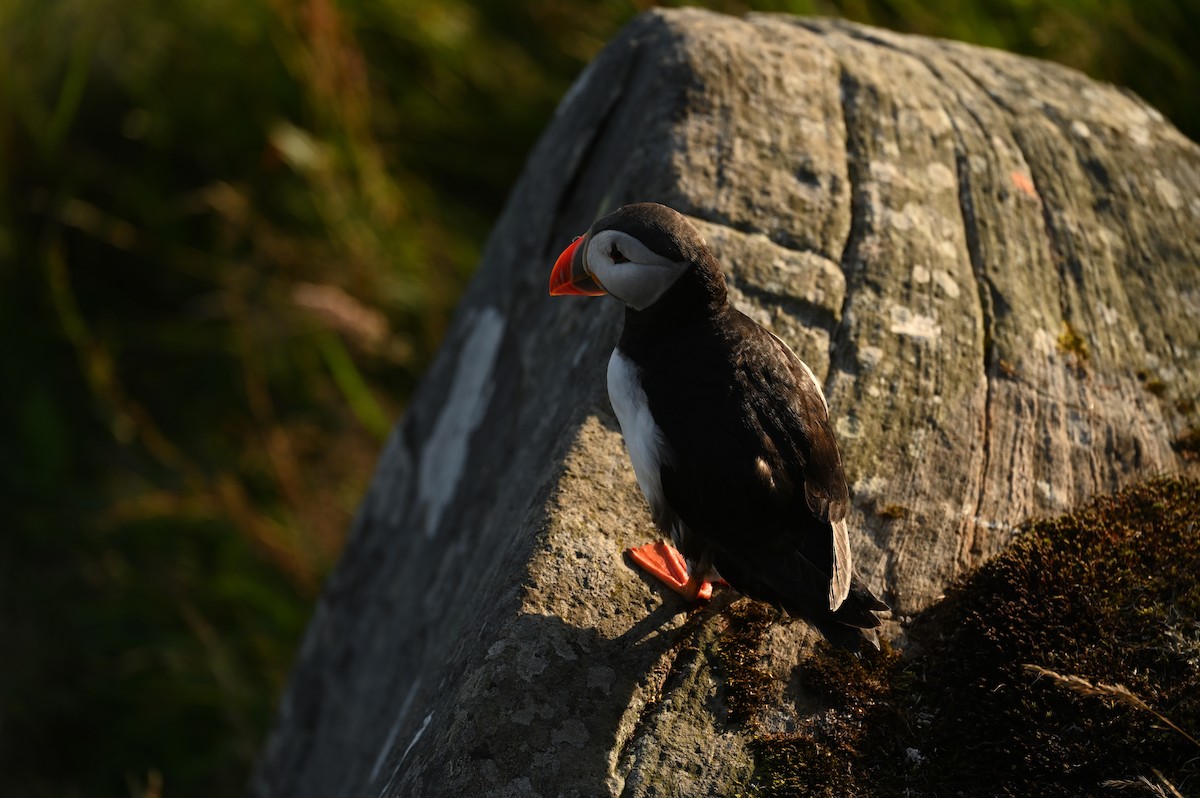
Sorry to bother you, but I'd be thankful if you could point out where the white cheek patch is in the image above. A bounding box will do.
[588,229,660,265]
[586,230,687,310]
[593,262,687,310]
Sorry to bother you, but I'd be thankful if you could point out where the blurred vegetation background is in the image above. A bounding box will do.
[0,0,1195,795]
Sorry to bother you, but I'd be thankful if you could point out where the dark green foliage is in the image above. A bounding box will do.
[1,0,1197,795]
[732,477,1200,797]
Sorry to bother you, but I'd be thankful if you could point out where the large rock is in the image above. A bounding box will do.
[251,9,1199,797]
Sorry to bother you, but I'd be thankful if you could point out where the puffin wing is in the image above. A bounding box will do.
[760,327,854,612]
[651,312,853,612]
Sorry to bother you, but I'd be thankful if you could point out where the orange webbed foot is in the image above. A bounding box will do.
[626,541,717,601]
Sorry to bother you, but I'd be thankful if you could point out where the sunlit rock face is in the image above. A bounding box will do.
[251,9,1200,798]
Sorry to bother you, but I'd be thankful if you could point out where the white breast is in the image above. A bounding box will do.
[607,349,672,522]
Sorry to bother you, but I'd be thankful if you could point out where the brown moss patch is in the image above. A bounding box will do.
[714,599,891,796]
[734,476,1200,797]
[749,731,859,797]
[1172,428,1200,461]
[715,599,777,726]
[1056,320,1089,374]
[715,598,902,796]
[1136,370,1168,397]
[877,476,1200,795]
[750,644,901,797]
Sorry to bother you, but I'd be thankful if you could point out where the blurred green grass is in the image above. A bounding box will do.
[0,0,1195,795]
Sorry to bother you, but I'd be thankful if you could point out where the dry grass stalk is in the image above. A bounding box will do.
[1100,768,1185,798]
[1023,664,1200,749]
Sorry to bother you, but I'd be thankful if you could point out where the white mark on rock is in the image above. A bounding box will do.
[852,475,888,500]
[926,162,956,190]
[1032,327,1056,356]
[400,712,433,766]
[933,269,961,299]
[418,307,506,537]
[375,710,433,797]
[512,700,555,726]
[552,718,590,748]
[370,679,421,784]
[1154,174,1183,210]
[912,265,931,284]
[973,515,1015,533]
[836,414,862,439]
[519,650,548,682]
[587,666,616,697]
[1070,120,1091,139]
[889,203,923,232]
[858,345,884,370]
[889,305,942,340]
[1037,480,1064,506]
[870,160,900,184]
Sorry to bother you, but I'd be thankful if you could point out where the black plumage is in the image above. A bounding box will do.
[558,202,888,652]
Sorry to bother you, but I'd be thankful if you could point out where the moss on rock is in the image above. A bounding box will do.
[733,476,1200,796]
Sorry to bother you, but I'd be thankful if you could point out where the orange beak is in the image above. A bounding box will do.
[548,235,605,297]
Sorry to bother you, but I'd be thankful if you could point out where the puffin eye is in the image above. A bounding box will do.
[609,243,629,264]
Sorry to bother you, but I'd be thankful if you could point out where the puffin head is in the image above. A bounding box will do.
[548,203,725,312]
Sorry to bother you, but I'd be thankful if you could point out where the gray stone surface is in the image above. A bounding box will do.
[251,9,1199,797]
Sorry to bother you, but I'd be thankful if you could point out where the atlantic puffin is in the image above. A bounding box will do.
[548,202,888,651]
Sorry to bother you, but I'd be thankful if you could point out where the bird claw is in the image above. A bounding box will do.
[626,541,716,601]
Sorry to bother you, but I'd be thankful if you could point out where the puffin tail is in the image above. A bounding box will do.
[804,577,889,655]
